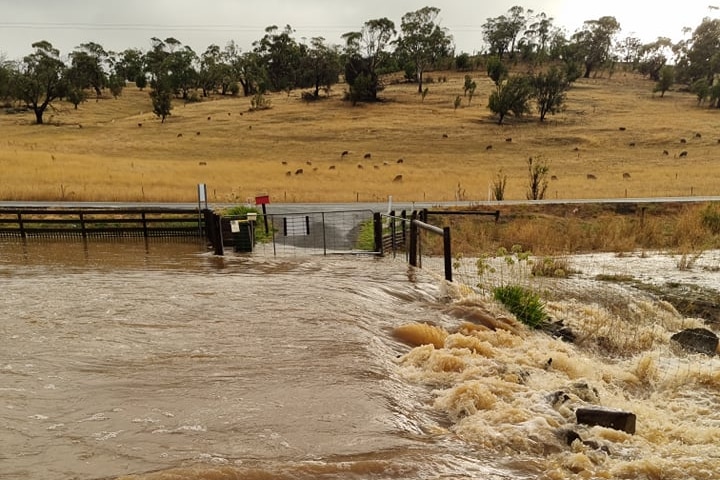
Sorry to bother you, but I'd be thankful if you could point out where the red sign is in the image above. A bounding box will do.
[255,195,270,205]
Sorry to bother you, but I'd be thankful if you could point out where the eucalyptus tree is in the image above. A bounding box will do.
[570,16,621,78]
[342,17,396,103]
[636,37,673,81]
[0,58,12,101]
[198,44,224,96]
[144,37,198,100]
[301,37,341,98]
[12,41,67,124]
[522,11,555,62]
[221,40,260,96]
[674,17,720,84]
[253,25,304,93]
[115,48,146,87]
[67,42,108,99]
[395,6,453,93]
[482,5,530,59]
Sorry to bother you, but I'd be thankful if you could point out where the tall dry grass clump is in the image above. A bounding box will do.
[422,202,720,257]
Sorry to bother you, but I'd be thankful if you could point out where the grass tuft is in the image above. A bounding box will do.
[493,285,548,329]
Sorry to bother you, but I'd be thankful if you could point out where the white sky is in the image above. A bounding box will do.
[0,0,715,60]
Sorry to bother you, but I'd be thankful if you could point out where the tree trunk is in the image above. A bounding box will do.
[33,108,44,125]
[417,71,423,94]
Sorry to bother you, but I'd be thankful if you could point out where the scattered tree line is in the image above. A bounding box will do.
[1,5,720,124]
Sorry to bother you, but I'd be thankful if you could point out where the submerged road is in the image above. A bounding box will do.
[1,196,720,214]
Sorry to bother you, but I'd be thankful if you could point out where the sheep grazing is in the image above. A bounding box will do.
[623,172,631,179]
[341,150,349,158]
[619,127,626,131]
[393,174,403,182]
[357,164,363,169]
[662,150,669,155]
[306,161,312,166]
[364,153,372,159]
[137,123,143,127]
[295,168,304,175]
[207,116,211,121]
[196,131,201,136]
[281,161,287,165]
[695,132,702,138]
[628,142,635,147]
[587,174,597,180]
[505,137,512,142]
[374,165,380,170]
[679,151,688,157]
[177,133,183,138]
[199,161,207,166]
[551,175,558,181]
[486,145,493,150]
[680,138,687,143]
[329,165,336,170]
[286,171,292,176]
[397,158,404,164]
[442,133,449,138]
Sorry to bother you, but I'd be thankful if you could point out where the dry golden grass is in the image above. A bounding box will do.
[422,202,720,255]
[3,69,720,203]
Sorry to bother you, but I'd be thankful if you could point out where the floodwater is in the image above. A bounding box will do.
[1,240,719,480]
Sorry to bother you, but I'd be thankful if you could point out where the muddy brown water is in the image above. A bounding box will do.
[2,240,719,479]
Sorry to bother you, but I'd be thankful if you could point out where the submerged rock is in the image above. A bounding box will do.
[542,319,577,343]
[670,328,718,356]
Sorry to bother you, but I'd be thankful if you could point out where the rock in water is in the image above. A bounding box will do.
[670,328,718,356]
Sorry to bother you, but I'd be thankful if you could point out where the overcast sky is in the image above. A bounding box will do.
[0,0,715,60]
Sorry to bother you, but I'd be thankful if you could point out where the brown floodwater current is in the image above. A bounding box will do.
[1,240,719,479]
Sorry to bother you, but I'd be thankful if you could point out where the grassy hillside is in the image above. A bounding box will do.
[2,70,719,203]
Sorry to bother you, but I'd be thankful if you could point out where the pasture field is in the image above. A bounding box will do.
[1,69,720,204]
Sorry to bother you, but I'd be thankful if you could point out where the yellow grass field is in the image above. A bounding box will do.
[2,70,720,203]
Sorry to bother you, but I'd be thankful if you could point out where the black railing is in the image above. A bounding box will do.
[0,207,204,239]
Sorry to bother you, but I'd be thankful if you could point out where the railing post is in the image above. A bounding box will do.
[18,213,26,239]
[443,226,452,282]
[373,212,383,254]
[142,212,148,238]
[409,211,418,267]
[80,212,87,239]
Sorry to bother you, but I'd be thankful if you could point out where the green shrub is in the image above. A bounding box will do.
[220,205,273,243]
[493,285,548,328]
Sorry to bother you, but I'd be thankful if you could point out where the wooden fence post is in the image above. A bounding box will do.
[18,213,26,239]
[203,209,223,256]
[443,226,452,282]
[409,211,418,267]
[373,212,383,254]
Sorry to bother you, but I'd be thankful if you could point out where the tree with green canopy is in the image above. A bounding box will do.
[395,6,453,93]
[12,41,67,124]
